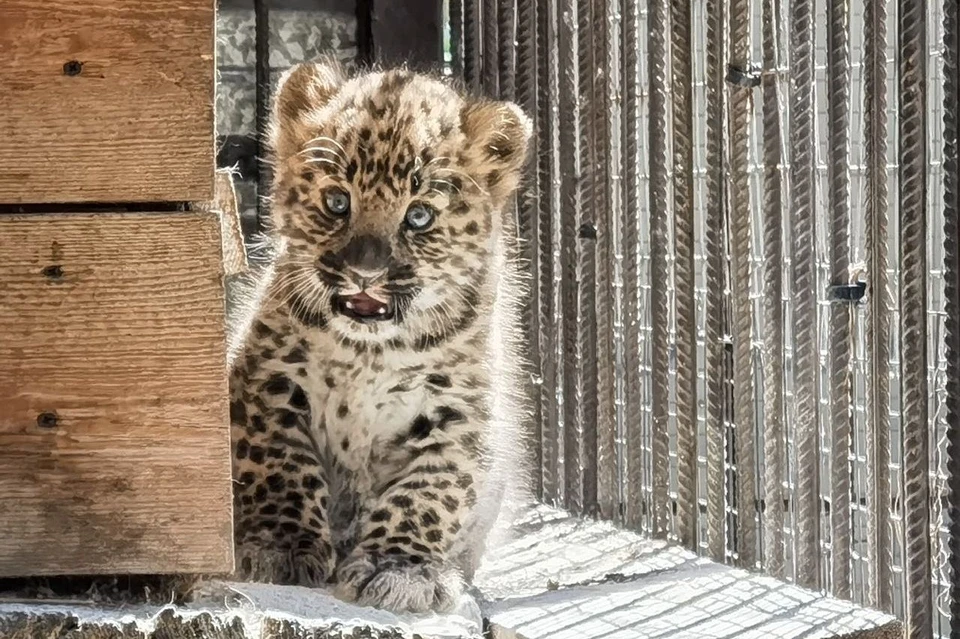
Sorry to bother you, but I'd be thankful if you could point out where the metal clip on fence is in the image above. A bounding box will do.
[827,281,867,303]
[725,64,762,88]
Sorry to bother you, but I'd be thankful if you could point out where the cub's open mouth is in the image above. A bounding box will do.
[334,292,395,322]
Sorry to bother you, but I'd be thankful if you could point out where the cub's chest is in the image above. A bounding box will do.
[310,366,429,465]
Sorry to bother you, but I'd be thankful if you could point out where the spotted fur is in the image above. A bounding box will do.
[227,59,532,613]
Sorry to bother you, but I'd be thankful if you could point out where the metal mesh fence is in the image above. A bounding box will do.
[446,0,960,636]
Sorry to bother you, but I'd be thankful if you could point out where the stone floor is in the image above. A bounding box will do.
[0,505,900,639]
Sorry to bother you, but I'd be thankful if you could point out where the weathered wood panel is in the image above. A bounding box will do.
[0,212,232,576]
[0,0,215,203]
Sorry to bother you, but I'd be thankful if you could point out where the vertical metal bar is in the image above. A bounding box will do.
[760,0,786,579]
[789,0,821,589]
[539,0,562,506]
[704,0,728,562]
[826,0,853,600]
[464,0,482,91]
[494,0,518,469]
[862,0,893,613]
[945,9,960,639]
[355,0,374,66]
[577,0,600,517]
[370,1,445,69]
[897,0,931,633]
[254,0,270,230]
[515,0,539,497]
[483,0,500,95]
[450,0,464,78]
[648,0,671,538]
[727,0,757,568]
[723,290,737,557]
[671,0,697,550]
[943,0,960,630]
[622,0,644,531]
[498,0,516,100]
[594,0,621,521]
[559,0,584,515]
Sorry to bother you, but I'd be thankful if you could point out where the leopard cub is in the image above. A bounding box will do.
[228,59,531,613]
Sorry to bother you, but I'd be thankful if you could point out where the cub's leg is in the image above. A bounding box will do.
[335,406,481,613]
[230,364,334,586]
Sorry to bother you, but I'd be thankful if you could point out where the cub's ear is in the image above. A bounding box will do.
[270,58,345,159]
[460,100,533,198]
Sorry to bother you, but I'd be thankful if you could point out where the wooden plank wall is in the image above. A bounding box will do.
[0,0,231,577]
[0,213,232,576]
[0,0,214,203]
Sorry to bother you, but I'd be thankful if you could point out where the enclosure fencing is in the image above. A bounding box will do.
[445,0,960,637]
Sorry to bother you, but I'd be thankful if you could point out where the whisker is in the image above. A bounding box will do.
[305,136,347,156]
[269,267,319,300]
[304,283,329,324]
[430,167,487,195]
[281,279,327,325]
[269,270,309,293]
[298,146,347,162]
[428,178,461,194]
[274,283,313,316]
[270,278,317,310]
[301,157,346,173]
[424,305,447,339]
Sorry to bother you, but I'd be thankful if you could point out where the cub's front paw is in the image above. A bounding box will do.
[334,553,462,614]
[235,535,335,587]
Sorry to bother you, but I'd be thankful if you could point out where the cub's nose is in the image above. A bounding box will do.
[338,234,392,274]
[347,266,388,288]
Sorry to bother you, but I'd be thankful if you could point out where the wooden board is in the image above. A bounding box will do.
[0,212,232,576]
[0,0,214,204]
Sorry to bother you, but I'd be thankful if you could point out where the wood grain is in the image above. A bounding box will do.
[0,212,232,576]
[0,0,214,204]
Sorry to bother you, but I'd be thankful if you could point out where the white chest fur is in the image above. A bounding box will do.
[306,351,433,472]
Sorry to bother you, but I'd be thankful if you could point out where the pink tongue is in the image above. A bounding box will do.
[346,292,387,316]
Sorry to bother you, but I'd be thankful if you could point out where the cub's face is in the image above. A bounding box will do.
[269,62,531,346]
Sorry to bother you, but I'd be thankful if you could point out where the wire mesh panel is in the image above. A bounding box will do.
[759,0,786,582]
[702,0,729,563]
[447,0,955,634]
[859,0,895,614]
[944,0,960,630]
[826,0,853,601]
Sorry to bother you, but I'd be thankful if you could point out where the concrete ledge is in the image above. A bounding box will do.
[0,582,481,639]
[0,505,901,639]
[473,506,901,639]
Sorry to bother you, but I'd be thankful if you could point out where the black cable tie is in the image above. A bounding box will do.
[725,64,762,88]
[827,281,867,303]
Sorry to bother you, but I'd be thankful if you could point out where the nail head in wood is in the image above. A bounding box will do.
[42,265,64,280]
[62,60,83,76]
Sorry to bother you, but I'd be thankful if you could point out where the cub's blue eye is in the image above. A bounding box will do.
[405,203,435,231]
[323,187,351,217]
